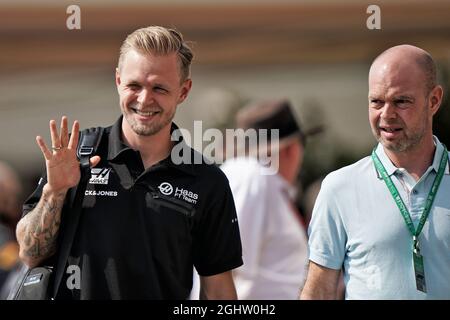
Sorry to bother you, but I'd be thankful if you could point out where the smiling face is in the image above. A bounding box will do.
[115,50,192,137]
[368,51,441,154]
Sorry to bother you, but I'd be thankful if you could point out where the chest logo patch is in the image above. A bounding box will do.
[158,182,199,204]
[158,182,174,195]
[89,168,112,185]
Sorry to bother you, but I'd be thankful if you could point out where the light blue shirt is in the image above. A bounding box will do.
[308,137,450,299]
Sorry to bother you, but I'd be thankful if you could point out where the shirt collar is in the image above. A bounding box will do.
[107,116,195,176]
[430,136,449,174]
[374,143,398,177]
[107,116,131,161]
[374,135,450,178]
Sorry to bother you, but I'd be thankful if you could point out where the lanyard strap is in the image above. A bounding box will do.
[371,145,448,241]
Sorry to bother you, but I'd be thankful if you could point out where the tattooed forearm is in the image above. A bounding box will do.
[17,187,66,265]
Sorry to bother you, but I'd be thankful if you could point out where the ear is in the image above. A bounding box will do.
[429,85,443,116]
[177,79,192,104]
[278,143,289,158]
[115,68,121,91]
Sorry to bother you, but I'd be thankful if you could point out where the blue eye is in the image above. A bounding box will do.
[370,99,383,108]
[395,100,411,108]
[155,87,168,93]
[127,83,141,91]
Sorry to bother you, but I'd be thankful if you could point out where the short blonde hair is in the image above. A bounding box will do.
[118,26,194,82]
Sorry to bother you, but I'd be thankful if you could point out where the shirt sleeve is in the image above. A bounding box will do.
[307,174,347,270]
[193,170,243,277]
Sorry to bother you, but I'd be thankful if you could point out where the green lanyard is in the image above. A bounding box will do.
[371,145,448,293]
[372,145,448,246]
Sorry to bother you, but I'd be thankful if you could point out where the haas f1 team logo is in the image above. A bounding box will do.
[158,182,198,204]
[158,182,174,195]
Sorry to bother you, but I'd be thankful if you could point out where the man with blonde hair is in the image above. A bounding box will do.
[16,26,243,300]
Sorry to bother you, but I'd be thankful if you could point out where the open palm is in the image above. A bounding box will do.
[36,116,100,193]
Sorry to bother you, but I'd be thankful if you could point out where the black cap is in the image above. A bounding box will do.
[236,99,306,144]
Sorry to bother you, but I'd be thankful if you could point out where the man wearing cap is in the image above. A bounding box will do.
[301,45,450,299]
[220,100,309,299]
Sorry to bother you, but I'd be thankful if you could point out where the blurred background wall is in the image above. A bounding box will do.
[0,0,449,202]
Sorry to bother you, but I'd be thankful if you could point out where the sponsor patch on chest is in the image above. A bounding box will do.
[89,168,112,185]
[158,182,199,204]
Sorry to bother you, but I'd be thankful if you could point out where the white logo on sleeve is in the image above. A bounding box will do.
[158,182,174,195]
[89,168,111,185]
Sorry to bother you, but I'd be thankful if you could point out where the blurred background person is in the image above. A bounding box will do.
[220,99,311,299]
[0,161,23,299]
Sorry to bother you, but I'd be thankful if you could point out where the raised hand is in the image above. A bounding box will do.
[35,116,101,193]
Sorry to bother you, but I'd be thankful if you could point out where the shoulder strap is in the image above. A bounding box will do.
[78,127,105,175]
[51,127,104,299]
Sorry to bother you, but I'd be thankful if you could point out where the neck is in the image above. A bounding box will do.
[384,137,436,181]
[122,122,173,169]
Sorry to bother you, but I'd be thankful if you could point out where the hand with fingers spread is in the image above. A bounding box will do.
[15,116,101,268]
[36,116,101,194]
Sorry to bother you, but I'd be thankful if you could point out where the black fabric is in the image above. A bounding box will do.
[22,116,243,300]
[238,100,305,143]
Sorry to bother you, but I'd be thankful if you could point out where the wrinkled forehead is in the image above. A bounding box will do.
[369,60,426,93]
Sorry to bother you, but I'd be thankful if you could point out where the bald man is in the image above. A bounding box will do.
[300,45,450,299]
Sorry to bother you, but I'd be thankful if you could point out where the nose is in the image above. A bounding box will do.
[137,89,154,106]
[380,103,397,120]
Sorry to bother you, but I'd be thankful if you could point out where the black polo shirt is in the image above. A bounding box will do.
[23,116,243,299]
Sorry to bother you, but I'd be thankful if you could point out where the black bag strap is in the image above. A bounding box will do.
[50,127,104,299]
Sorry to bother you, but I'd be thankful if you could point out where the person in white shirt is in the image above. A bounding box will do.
[221,100,311,299]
